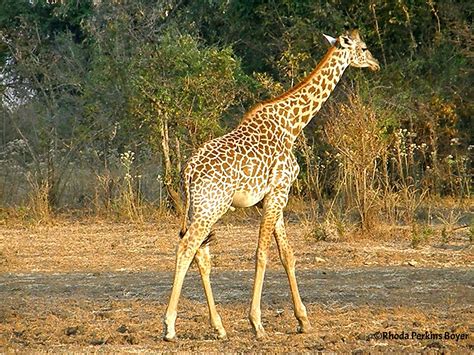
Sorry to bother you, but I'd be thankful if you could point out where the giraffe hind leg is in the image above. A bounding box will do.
[181,228,223,338]
[163,223,212,341]
[194,246,227,339]
[164,193,231,341]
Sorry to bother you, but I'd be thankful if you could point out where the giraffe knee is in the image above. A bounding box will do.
[194,248,212,275]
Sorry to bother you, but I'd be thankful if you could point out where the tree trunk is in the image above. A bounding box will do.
[160,118,183,215]
[175,134,182,174]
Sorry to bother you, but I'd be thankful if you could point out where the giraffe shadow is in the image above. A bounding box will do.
[1,268,471,309]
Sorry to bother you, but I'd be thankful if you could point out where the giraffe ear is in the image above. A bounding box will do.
[323,34,337,46]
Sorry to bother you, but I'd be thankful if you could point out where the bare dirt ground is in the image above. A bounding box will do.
[0,215,472,352]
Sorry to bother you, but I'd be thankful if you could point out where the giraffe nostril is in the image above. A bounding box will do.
[368,57,380,71]
[371,61,381,71]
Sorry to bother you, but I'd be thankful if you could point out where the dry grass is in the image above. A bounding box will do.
[0,217,472,352]
[0,217,472,274]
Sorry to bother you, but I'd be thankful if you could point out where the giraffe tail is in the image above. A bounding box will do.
[178,167,215,247]
[179,167,191,238]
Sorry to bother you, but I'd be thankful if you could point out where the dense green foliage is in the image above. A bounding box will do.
[0,0,471,219]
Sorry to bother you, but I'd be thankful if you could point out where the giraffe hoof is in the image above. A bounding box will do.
[163,333,176,342]
[297,323,313,334]
[255,329,267,340]
[217,333,228,341]
[214,327,227,340]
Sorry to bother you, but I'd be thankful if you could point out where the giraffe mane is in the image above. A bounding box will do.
[242,46,338,122]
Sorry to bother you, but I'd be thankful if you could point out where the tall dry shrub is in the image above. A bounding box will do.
[115,151,145,223]
[93,169,116,217]
[26,174,53,223]
[325,95,388,231]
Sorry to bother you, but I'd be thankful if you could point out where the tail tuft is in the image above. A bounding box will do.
[201,230,216,246]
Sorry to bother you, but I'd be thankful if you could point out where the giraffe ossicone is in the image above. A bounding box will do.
[323,33,337,46]
[163,29,380,341]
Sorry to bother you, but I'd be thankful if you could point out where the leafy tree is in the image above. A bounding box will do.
[128,30,255,211]
[0,0,471,212]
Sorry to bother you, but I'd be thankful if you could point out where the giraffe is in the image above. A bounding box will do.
[163,29,380,341]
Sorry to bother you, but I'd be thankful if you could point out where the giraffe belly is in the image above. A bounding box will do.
[231,191,264,208]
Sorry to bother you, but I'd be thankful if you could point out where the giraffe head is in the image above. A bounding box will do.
[324,29,380,71]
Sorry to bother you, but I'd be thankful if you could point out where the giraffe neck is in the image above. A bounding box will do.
[267,46,350,141]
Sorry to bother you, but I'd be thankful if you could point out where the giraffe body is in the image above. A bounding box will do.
[163,30,379,341]
[185,109,293,210]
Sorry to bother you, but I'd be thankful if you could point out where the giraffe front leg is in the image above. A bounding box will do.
[274,214,312,334]
[194,246,227,340]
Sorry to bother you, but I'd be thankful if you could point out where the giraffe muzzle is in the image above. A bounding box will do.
[368,58,380,71]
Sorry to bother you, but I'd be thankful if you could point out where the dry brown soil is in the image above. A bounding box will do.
[0,216,472,353]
